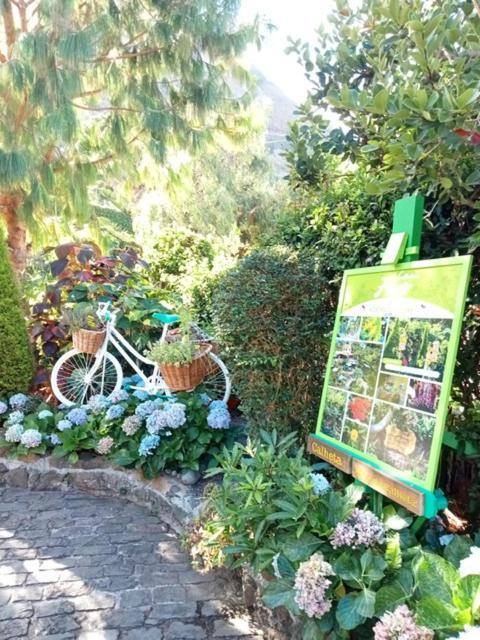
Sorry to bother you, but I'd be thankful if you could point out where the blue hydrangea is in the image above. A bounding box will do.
[87,394,110,414]
[6,410,24,426]
[146,410,169,434]
[132,389,149,401]
[165,402,187,429]
[20,429,42,448]
[135,400,157,419]
[207,410,231,429]
[38,410,54,420]
[57,419,72,431]
[209,400,228,412]
[199,393,212,406]
[5,423,24,442]
[309,473,331,496]
[0,401,8,415]
[49,433,62,445]
[66,407,88,426]
[109,389,129,404]
[105,404,125,421]
[131,374,142,383]
[9,393,28,410]
[138,434,160,457]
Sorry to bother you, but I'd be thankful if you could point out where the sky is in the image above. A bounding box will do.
[239,0,335,104]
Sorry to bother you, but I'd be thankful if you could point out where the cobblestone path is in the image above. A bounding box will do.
[0,488,262,640]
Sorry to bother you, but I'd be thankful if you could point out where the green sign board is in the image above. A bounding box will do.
[311,255,472,515]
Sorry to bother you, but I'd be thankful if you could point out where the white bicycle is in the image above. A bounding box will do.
[51,302,231,407]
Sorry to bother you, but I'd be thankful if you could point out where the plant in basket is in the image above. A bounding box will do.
[62,303,106,355]
[148,333,211,392]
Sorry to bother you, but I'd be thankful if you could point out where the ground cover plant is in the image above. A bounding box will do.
[187,432,480,639]
[0,383,237,479]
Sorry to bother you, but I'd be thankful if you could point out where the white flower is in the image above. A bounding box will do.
[459,547,480,578]
[5,423,24,443]
[447,626,480,640]
[20,429,42,448]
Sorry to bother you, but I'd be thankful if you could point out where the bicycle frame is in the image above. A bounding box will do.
[87,306,170,394]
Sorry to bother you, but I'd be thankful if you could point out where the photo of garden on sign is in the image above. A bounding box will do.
[316,256,472,491]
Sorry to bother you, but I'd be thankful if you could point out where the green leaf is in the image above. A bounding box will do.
[336,593,365,630]
[385,533,402,569]
[111,449,138,466]
[333,552,362,583]
[444,536,473,568]
[68,451,79,464]
[283,534,322,562]
[372,88,389,114]
[455,575,480,613]
[415,552,459,602]
[262,579,298,613]
[361,549,386,584]
[375,583,407,616]
[383,505,412,531]
[416,596,460,630]
[275,555,296,580]
[440,177,453,189]
[457,88,480,109]
[355,589,375,618]
[52,445,69,458]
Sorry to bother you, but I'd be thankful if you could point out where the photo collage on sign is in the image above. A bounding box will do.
[321,315,452,482]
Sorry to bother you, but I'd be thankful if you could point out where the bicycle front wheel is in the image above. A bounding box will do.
[51,350,123,407]
[198,352,231,404]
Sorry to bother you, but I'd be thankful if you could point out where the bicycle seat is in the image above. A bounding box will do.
[152,312,181,324]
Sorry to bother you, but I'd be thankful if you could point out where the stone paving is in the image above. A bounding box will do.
[0,487,263,640]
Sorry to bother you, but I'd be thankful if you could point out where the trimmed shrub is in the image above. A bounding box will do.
[0,234,34,395]
[212,246,332,438]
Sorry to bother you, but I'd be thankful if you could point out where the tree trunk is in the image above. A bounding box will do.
[0,193,27,275]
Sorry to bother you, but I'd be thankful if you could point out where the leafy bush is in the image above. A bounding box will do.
[212,246,332,438]
[0,386,238,477]
[188,432,480,639]
[0,235,33,395]
[150,229,214,286]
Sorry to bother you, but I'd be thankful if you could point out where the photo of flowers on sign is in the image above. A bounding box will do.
[316,257,472,491]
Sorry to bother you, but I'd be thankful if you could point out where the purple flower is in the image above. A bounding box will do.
[294,552,334,618]
[373,605,433,640]
[0,401,8,415]
[20,429,42,448]
[331,508,384,549]
[9,393,28,410]
[121,415,142,436]
[96,436,114,455]
[135,400,157,419]
[109,389,129,404]
[87,394,110,414]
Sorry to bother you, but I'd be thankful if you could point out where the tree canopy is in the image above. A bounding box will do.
[0,0,257,271]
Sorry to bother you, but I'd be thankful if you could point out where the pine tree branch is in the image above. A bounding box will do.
[71,102,140,114]
[2,0,16,57]
[87,129,145,166]
[89,47,165,63]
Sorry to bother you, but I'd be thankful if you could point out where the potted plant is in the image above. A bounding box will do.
[62,302,106,354]
[148,333,211,392]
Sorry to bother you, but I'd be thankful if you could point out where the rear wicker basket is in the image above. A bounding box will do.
[72,328,106,355]
[160,344,212,392]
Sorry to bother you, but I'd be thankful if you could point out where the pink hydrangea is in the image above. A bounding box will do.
[373,605,433,640]
[294,552,334,618]
[96,436,114,455]
[330,508,385,549]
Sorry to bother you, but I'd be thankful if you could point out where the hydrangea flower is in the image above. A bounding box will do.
[135,400,158,419]
[20,429,42,448]
[165,402,187,429]
[9,393,28,410]
[138,434,160,457]
[87,394,110,414]
[373,605,433,640]
[49,433,62,445]
[38,410,54,420]
[121,415,142,436]
[207,409,231,429]
[5,423,24,443]
[447,626,480,640]
[331,508,385,549]
[66,407,88,426]
[209,400,228,412]
[294,552,334,618]
[5,410,24,426]
[105,404,125,421]
[0,401,8,415]
[109,389,129,404]
[96,436,114,455]
[132,389,149,401]
[146,410,169,434]
[459,546,480,578]
[199,393,211,406]
[57,419,72,431]
[309,472,331,496]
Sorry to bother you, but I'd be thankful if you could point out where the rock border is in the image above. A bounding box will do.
[0,454,205,534]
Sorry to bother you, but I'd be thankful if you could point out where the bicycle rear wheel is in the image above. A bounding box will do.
[51,350,123,407]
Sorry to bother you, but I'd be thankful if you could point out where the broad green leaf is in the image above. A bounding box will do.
[355,589,376,618]
[383,505,412,531]
[415,552,459,602]
[416,596,460,630]
[333,551,362,583]
[444,536,473,568]
[283,534,322,562]
[336,593,365,630]
[440,177,453,189]
[361,549,387,584]
[262,579,298,613]
[455,575,480,613]
[457,88,480,109]
[372,88,389,114]
[385,534,402,569]
[375,583,407,616]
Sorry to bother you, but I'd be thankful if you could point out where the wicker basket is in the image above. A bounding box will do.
[72,328,106,355]
[198,340,220,376]
[160,344,212,392]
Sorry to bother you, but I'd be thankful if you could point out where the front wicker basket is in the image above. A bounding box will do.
[72,328,106,355]
[160,344,212,392]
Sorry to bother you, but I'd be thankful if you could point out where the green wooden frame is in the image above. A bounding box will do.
[314,255,472,508]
